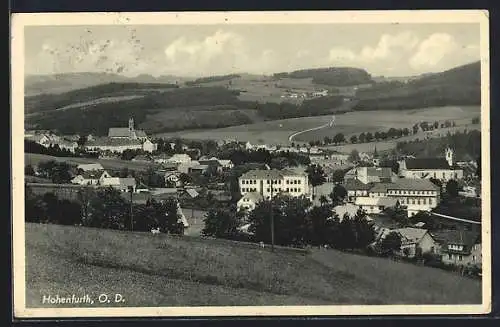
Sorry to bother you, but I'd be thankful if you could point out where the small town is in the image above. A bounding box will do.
[24,114,482,279]
[19,18,486,309]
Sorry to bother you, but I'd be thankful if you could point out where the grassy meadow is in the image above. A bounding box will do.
[25,223,481,307]
[24,153,159,172]
[156,106,481,146]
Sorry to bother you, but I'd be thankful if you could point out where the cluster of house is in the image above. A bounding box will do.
[70,163,146,193]
[330,201,481,266]
[84,118,158,154]
[25,131,80,153]
[343,147,466,217]
[25,118,158,155]
[280,89,329,99]
[158,154,235,186]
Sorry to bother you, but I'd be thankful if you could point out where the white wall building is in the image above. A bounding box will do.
[367,179,441,217]
[239,169,311,200]
[168,154,192,165]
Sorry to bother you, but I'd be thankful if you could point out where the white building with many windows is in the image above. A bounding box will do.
[366,178,441,217]
[239,169,311,200]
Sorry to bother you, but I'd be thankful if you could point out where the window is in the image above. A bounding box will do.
[267,188,270,192]
[286,188,289,192]
[448,254,452,260]
[267,180,270,184]
[459,255,463,261]
[442,172,445,178]
[423,198,427,205]
[472,255,477,261]
[433,172,436,178]
[298,180,301,184]
[417,199,421,205]
[411,199,415,204]
[286,180,289,184]
[429,198,433,205]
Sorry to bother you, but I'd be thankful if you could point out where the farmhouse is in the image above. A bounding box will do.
[237,191,264,212]
[77,163,104,172]
[239,169,310,200]
[432,230,482,267]
[367,179,441,217]
[398,148,464,182]
[378,227,438,258]
[71,170,112,186]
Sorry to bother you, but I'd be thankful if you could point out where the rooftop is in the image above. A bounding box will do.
[240,191,264,203]
[405,158,452,170]
[240,169,305,180]
[343,179,372,191]
[431,230,480,249]
[86,137,143,147]
[355,196,398,207]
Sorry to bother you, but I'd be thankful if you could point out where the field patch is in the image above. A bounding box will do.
[26,223,481,307]
[157,106,481,146]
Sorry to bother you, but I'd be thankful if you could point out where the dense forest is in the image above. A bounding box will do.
[353,61,480,111]
[185,74,241,85]
[25,82,179,114]
[273,67,374,86]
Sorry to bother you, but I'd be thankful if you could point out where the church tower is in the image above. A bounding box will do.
[128,117,137,140]
[445,147,454,167]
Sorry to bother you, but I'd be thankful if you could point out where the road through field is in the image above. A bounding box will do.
[288,116,335,142]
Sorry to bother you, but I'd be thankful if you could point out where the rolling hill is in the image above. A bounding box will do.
[24,62,481,136]
[25,223,481,307]
[353,61,481,111]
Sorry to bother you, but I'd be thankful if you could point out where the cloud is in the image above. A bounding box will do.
[164,30,245,67]
[408,33,458,70]
[329,31,419,65]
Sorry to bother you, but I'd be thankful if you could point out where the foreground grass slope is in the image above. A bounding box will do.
[25,223,481,307]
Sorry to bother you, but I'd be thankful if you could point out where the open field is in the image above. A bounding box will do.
[156,106,481,147]
[25,223,481,307]
[25,153,158,172]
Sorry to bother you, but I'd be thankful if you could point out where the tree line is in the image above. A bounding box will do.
[25,185,185,234]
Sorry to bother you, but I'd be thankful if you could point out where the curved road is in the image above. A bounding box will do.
[288,116,335,142]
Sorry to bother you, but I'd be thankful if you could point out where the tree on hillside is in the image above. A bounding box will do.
[349,149,360,163]
[365,132,373,142]
[402,128,410,136]
[358,132,366,143]
[380,231,402,256]
[446,179,460,197]
[333,133,345,145]
[306,164,326,198]
[202,207,243,239]
[85,187,129,230]
[412,123,419,135]
[25,164,35,176]
[350,135,358,144]
[330,184,347,205]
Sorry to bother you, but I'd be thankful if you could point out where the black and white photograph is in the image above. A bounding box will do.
[11,11,491,318]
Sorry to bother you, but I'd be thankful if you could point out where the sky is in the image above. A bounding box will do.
[24,23,480,78]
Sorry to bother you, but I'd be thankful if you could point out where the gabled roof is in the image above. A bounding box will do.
[394,227,430,244]
[77,163,104,171]
[86,137,143,147]
[240,191,264,203]
[80,170,108,180]
[355,196,398,207]
[108,128,131,138]
[366,167,393,179]
[405,158,451,170]
[431,230,480,250]
[119,177,137,187]
[389,178,440,191]
[343,179,372,191]
[135,130,147,138]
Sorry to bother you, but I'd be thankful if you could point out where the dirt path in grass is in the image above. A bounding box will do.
[288,116,335,142]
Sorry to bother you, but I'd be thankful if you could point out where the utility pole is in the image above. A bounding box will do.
[270,178,275,252]
[129,186,134,231]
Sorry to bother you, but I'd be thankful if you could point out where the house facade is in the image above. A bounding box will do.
[433,230,482,267]
[354,196,398,214]
[239,169,310,200]
[378,227,438,258]
[344,179,372,202]
[367,179,441,217]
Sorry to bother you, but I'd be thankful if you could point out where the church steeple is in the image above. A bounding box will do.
[128,117,137,139]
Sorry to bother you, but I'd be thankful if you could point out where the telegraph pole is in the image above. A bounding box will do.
[270,179,275,252]
[129,186,134,231]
